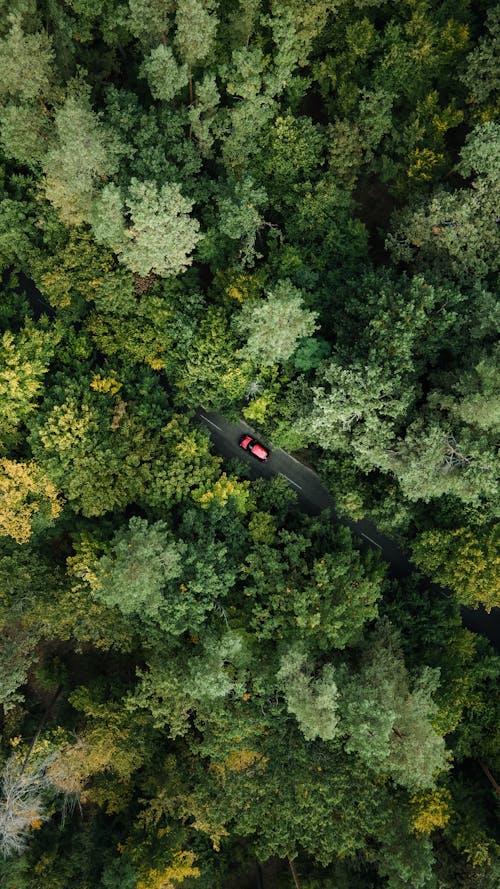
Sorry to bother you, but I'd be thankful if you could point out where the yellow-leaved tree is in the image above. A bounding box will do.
[0,458,62,544]
[136,851,200,889]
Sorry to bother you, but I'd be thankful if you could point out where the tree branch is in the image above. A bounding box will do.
[480,761,500,796]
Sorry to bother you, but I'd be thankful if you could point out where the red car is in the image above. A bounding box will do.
[239,433,270,463]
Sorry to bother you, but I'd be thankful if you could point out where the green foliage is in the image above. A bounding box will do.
[277,645,339,741]
[89,517,183,617]
[0,102,52,168]
[339,623,449,792]
[175,0,219,69]
[387,122,500,284]
[0,19,55,102]
[412,526,500,612]
[90,179,202,277]
[42,86,126,225]
[240,518,383,650]
[0,320,60,450]
[177,306,252,408]
[0,2,497,886]
[216,176,267,266]
[139,45,188,102]
[235,279,318,366]
[126,0,174,48]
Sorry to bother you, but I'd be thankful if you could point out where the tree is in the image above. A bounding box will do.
[0,19,55,103]
[0,321,60,450]
[139,45,188,102]
[296,360,412,470]
[338,623,448,792]
[460,6,500,110]
[175,0,219,102]
[386,420,498,508]
[0,754,52,858]
[386,123,500,285]
[47,684,156,812]
[0,458,62,544]
[42,86,126,225]
[88,517,185,619]
[220,46,277,172]
[32,230,135,313]
[187,73,220,157]
[126,0,174,48]
[176,306,253,409]
[90,179,202,277]
[235,279,318,366]
[216,176,267,267]
[253,112,326,202]
[412,526,500,612]
[240,518,383,651]
[276,645,339,741]
[0,102,52,168]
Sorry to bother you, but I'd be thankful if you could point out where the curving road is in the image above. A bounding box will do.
[196,409,500,649]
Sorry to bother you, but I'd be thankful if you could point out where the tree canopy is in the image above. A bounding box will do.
[0,2,498,888]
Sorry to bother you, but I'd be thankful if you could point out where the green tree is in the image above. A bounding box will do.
[88,517,184,618]
[297,360,412,470]
[177,306,252,409]
[42,86,125,225]
[126,0,174,48]
[0,19,55,103]
[187,73,220,157]
[240,519,383,651]
[460,6,500,111]
[139,45,188,102]
[175,0,219,102]
[90,179,202,277]
[220,46,277,172]
[235,279,318,366]
[0,102,52,168]
[338,623,448,792]
[216,176,267,267]
[277,645,339,741]
[412,526,500,612]
[387,123,500,284]
[0,320,60,450]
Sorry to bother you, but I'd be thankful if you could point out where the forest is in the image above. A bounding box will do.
[0,1,499,887]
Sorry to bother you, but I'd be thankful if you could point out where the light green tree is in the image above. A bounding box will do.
[0,102,52,168]
[90,179,202,277]
[387,421,498,507]
[339,624,448,792]
[297,361,411,470]
[220,46,277,172]
[187,73,220,157]
[412,526,500,613]
[90,517,184,618]
[460,6,499,109]
[0,18,54,102]
[139,44,188,102]
[126,0,174,47]
[177,307,253,408]
[175,0,219,102]
[0,321,61,450]
[217,177,267,266]
[42,87,125,225]
[277,645,339,741]
[236,280,318,366]
[386,123,500,284]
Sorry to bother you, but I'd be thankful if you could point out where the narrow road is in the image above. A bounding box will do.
[196,409,499,649]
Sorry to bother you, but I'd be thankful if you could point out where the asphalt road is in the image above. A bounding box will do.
[196,409,500,649]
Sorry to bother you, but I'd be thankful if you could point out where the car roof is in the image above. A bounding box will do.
[251,443,268,458]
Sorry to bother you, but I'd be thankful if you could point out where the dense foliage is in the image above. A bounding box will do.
[0,2,498,888]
